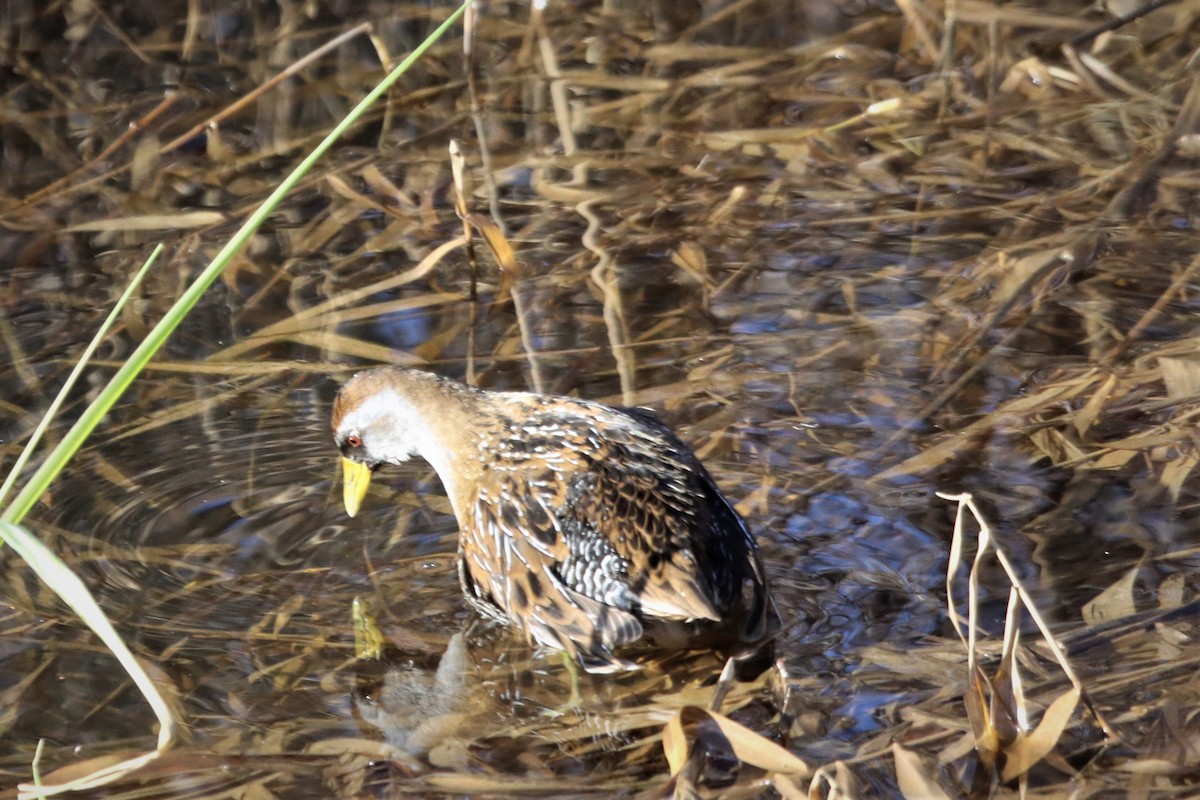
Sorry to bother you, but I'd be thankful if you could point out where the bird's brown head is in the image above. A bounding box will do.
[332,368,428,517]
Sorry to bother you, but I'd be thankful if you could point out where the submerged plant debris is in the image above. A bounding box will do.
[3,0,1200,797]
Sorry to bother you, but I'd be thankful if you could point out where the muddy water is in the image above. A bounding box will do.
[2,1,1199,796]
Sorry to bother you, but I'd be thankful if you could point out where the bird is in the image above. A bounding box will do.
[331,367,779,673]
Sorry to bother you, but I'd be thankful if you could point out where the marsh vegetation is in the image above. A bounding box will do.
[2,0,1200,797]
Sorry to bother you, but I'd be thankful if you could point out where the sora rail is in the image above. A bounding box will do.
[332,368,779,672]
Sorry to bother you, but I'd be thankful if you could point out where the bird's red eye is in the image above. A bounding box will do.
[346,433,362,448]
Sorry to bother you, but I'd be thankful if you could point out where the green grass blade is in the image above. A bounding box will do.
[0,520,176,747]
[0,0,474,526]
[3,7,474,795]
[0,245,164,509]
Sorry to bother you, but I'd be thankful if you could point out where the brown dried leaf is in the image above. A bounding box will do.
[803,760,857,800]
[892,743,953,800]
[668,706,810,778]
[1160,447,1200,502]
[879,381,1095,481]
[937,730,980,764]
[557,70,670,92]
[361,164,418,212]
[699,706,810,776]
[449,139,469,219]
[271,594,304,635]
[854,152,904,193]
[361,217,419,255]
[130,136,160,193]
[1095,430,1179,450]
[469,213,519,276]
[298,204,363,253]
[1073,373,1117,437]
[1158,357,1200,401]
[1000,687,1081,781]
[1159,573,1186,610]
[1082,565,1138,625]
[64,211,225,232]
[963,668,998,768]
[287,331,417,363]
[993,248,1063,308]
[873,419,988,480]
[29,752,134,787]
[991,592,1024,749]
[671,241,710,288]
[325,173,388,215]
[1090,448,1138,469]
[1028,427,1086,465]
[662,709,689,776]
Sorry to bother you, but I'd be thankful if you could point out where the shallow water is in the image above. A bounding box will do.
[3,0,1200,796]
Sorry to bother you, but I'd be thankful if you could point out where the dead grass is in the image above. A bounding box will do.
[3,0,1200,797]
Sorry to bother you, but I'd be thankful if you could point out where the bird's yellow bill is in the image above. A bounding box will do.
[342,458,372,518]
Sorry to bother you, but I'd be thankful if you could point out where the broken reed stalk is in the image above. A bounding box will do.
[530,0,635,400]
[449,138,480,384]
[582,199,636,405]
[449,140,544,391]
[940,490,1116,786]
[463,2,506,234]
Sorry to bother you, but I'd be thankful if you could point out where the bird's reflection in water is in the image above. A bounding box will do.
[351,600,471,763]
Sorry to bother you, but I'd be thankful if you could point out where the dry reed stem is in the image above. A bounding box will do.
[941,492,1116,765]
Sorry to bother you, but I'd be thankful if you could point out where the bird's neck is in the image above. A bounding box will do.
[401,380,488,518]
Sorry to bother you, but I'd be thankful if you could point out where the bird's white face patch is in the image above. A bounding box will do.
[338,388,420,465]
